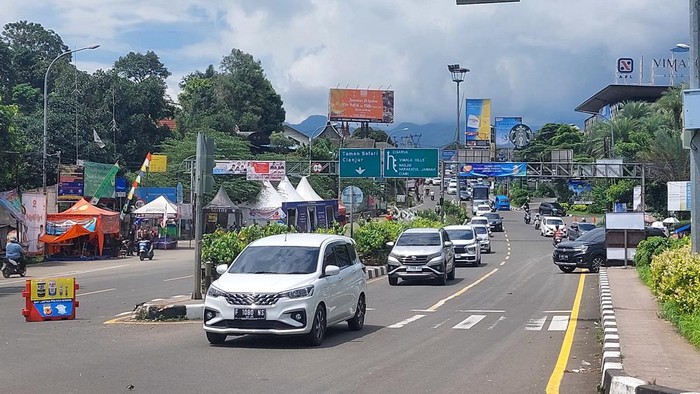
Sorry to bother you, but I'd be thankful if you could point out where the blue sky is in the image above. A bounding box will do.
[1,1,691,132]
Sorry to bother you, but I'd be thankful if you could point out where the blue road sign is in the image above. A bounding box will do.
[339,149,381,178]
[384,148,439,178]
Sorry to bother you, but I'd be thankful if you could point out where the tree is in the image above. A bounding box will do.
[350,126,389,143]
[113,51,171,83]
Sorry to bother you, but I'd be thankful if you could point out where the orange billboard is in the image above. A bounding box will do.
[328,89,394,123]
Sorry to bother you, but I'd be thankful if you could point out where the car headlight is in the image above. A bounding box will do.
[427,252,443,261]
[467,246,477,253]
[389,252,402,260]
[206,284,226,298]
[279,285,314,299]
[573,245,588,252]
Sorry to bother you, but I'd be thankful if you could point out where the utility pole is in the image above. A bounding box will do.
[690,0,700,253]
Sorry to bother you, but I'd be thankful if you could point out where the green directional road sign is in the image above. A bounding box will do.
[339,148,381,178]
[384,148,439,178]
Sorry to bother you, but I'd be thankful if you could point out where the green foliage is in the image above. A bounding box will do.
[407,217,443,229]
[201,223,295,265]
[534,183,555,198]
[353,220,406,264]
[634,236,672,267]
[559,202,570,211]
[605,179,635,204]
[648,240,698,315]
[587,184,608,214]
[568,204,588,212]
[441,200,469,225]
[508,184,529,206]
[314,221,345,235]
[415,209,441,222]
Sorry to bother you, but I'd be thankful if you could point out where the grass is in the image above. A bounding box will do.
[636,264,700,350]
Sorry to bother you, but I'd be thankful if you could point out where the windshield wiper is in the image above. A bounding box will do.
[251,271,276,274]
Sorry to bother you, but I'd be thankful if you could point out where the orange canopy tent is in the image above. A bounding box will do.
[39,224,92,244]
[44,199,120,255]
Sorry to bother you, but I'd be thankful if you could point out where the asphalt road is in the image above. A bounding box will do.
[0,208,601,394]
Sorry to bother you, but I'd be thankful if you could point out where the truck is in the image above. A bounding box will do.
[470,184,491,214]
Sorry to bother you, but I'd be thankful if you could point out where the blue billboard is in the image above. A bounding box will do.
[459,163,526,177]
[495,116,522,149]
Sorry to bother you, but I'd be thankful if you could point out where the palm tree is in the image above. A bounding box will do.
[638,129,689,182]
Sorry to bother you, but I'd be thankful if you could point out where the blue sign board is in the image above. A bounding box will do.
[135,187,177,203]
[339,149,381,178]
[459,162,526,177]
[442,150,458,161]
[384,149,439,178]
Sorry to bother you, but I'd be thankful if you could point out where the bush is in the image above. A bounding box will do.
[634,236,672,267]
[649,243,700,314]
[353,220,406,265]
[201,230,244,265]
[569,204,588,212]
[560,202,571,211]
[407,217,443,229]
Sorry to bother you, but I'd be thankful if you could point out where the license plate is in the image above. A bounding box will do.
[558,254,568,261]
[406,266,423,272]
[234,308,266,320]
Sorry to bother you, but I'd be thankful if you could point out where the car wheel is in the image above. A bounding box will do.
[447,264,456,280]
[475,258,481,267]
[388,276,399,286]
[589,255,604,273]
[559,266,576,273]
[306,304,327,346]
[436,265,447,286]
[347,295,366,331]
[487,246,492,254]
[206,332,227,345]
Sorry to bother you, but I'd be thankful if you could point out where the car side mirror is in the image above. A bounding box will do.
[444,241,453,247]
[386,241,395,247]
[324,265,340,276]
[215,264,228,275]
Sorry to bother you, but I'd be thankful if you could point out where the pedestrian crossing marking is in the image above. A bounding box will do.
[488,316,506,330]
[453,314,486,329]
[388,314,425,328]
[548,315,569,331]
[526,317,547,331]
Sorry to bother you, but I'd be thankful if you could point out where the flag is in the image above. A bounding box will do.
[90,162,119,205]
[161,209,168,228]
[93,129,106,149]
[120,152,152,220]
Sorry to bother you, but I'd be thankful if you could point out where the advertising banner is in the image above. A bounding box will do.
[89,163,119,204]
[26,277,77,320]
[328,89,395,123]
[83,161,115,198]
[22,192,46,254]
[495,116,522,149]
[0,188,25,222]
[58,165,84,200]
[213,160,286,181]
[115,177,127,198]
[568,180,592,194]
[46,217,97,235]
[149,154,168,173]
[465,99,491,142]
[667,181,691,211]
[459,162,526,177]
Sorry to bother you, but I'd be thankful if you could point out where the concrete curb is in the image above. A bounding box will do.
[133,266,389,321]
[599,268,697,394]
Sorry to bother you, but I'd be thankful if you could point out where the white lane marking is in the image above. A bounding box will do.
[488,316,507,330]
[0,264,130,286]
[505,255,510,260]
[388,314,425,329]
[453,314,486,330]
[458,309,506,313]
[542,310,572,313]
[548,315,569,331]
[411,309,436,313]
[116,311,132,316]
[77,288,115,297]
[500,261,506,266]
[163,275,193,282]
[427,268,498,311]
[366,307,376,311]
[526,317,547,331]
[433,319,451,329]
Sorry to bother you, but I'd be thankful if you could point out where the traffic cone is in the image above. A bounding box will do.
[592,216,596,224]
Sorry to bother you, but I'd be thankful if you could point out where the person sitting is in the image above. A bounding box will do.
[521,201,530,212]
[4,236,26,271]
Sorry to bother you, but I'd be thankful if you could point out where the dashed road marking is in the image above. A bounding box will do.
[388,314,425,328]
[453,314,486,329]
[78,288,115,297]
[548,315,570,331]
[488,316,507,330]
[526,317,547,331]
[163,275,193,282]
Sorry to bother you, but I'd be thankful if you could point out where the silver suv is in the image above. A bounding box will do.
[386,228,456,286]
[444,225,481,266]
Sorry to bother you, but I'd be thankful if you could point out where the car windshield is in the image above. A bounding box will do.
[579,223,597,231]
[471,218,488,224]
[473,226,488,235]
[446,229,474,240]
[551,203,563,210]
[483,213,499,220]
[396,233,441,246]
[229,246,319,274]
[547,218,564,226]
[577,227,604,242]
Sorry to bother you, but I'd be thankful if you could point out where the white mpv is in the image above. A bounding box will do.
[203,234,367,346]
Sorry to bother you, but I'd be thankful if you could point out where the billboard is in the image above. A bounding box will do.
[22,192,46,254]
[328,89,394,123]
[58,165,84,201]
[213,160,286,181]
[465,99,491,142]
[667,181,691,211]
[459,162,526,177]
[495,116,522,149]
[149,154,168,173]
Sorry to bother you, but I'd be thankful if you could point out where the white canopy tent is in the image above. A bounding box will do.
[133,195,178,218]
[296,176,324,202]
[246,180,286,220]
[276,176,305,202]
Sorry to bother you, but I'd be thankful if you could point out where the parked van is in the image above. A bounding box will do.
[494,195,510,211]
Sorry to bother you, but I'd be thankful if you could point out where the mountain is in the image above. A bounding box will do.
[286,116,457,148]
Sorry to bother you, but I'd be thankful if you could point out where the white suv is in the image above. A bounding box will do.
[203,234,367,346]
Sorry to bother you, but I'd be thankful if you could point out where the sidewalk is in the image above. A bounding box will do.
[603,267,700,393]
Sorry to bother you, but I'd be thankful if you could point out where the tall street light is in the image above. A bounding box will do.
[448,64,470,146]
[43,44,100,195]
[670,43,690,86]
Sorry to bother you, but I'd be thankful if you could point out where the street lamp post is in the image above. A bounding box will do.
[43,44,100,195]
[448,64,470,146]
[670,43,690,86]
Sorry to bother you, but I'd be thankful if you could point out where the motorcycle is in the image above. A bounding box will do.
[1,254,26,278]
[533,218,541,230]
[524,211,531,224]
[553,231,564,247]
[138,240,154,261]
[430,191,435,201]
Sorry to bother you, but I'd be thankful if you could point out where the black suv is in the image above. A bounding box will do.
[553,227,606,273]
[482,212,504,232]
[554,226,668,273]
[539,202,566,216]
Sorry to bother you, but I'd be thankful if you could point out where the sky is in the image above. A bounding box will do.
[1,0,692,132]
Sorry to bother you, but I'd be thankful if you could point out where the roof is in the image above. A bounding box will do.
[401,227,442,234]
[133,195,178,216]
[50,198,118,217]
[296,176,324,202]
[157,118,176,130]
[204,186,239,211]
[282,125,310,145]
[276,176,305,202]
[575,84,671,114]
[444,225,474,230]
[249,233,349,247]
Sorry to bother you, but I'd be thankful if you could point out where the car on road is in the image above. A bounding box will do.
[471,223,492,253]
[540,216,567,237]
[538,201,567,216]
[469,215,490,229]
[482,212,504,232]
[444,225,481,266]
[567,221,597,241]
[386,228,456,286]
[459,187,471,201]
[472,199,488,214]
[475,204,491,216]
[202,234,367,346]
[553,227,606,273]
[447,180,458,195]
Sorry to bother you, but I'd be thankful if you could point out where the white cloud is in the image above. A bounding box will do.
[0,0,690,128]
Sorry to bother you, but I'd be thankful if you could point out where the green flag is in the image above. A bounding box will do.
[89,163,119,204]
